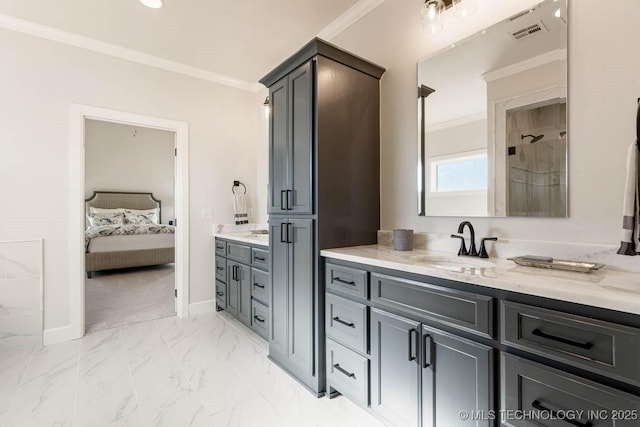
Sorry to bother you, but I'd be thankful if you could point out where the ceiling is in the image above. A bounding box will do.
[0,0,362,85]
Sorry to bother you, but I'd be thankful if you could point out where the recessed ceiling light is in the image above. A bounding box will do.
[140,0,164,9]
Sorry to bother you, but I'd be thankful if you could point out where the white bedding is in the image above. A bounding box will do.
[87,233,175,253]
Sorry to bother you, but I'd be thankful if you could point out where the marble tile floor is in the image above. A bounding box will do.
[0,310,385,427]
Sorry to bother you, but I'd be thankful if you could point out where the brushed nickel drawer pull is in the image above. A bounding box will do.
[531,328,594,350]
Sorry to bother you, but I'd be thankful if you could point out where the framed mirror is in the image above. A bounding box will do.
[418,0,567,217]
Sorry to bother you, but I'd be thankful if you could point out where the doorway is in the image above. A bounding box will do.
[69,105,189,340]
[84,120,176,332]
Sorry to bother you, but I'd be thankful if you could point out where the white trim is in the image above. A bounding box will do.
[43,325,74,346]
[0,13,261,93]
[69,104,190,341]
[482,48,567,83]
[189,299,217,316]
[317,0,387,40]
[426,112,487,133]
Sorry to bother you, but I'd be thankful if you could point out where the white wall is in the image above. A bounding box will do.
[0,28,262,331]
[331,0,640,245]
[85,120,175,224]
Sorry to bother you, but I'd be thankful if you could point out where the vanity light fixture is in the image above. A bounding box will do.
[421,0,445,35]
[421,0,477,36]
[139,0,164,9]
[262,96,270,118]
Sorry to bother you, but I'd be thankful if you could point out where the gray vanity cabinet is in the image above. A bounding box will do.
[269,219,315,381]
[268,62,313,215]
[421,325,492,427]
[371,308,421,427]
[226,261,251,326]
[215,238,270,338]
[370,308,493,427]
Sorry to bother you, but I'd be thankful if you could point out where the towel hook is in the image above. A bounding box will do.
[232,180,246,195]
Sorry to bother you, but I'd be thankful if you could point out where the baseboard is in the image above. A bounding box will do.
[189,299,216,315]
[43,325,74,346]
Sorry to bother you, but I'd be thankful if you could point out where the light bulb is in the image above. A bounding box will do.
[421,0,444,35]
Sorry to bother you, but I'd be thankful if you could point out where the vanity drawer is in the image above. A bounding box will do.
[326,263,368,301]
[250,299,268,340]
[215,239,226,257]
[501,301,640,386]
[251,248,269,271]
[326,339,369,408]
[371,273,494,338]
[215,280,226,310]
[215,256,226,282]
[226,242,251,264]
[502,353,640,427]
[326,293,368,355]
[251,268,269,306]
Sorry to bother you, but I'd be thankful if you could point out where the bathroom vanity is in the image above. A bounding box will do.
[214,234,270,340]
[321,245,640,427]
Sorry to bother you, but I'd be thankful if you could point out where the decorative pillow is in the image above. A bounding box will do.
[124,211,158,225]
[87,212,124,227]
[124,208,160,224]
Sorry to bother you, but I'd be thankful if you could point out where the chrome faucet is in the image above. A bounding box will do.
[451,221,497,259]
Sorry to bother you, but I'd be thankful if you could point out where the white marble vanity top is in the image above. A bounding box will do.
[214,231,268,247]
[321,245,640,316]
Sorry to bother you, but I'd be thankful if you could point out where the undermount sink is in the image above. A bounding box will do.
[410,254,495,270]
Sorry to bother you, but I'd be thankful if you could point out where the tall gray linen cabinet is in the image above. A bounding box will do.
[259,38,385,394]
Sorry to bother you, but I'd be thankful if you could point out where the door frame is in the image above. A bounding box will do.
[69,103,189,340]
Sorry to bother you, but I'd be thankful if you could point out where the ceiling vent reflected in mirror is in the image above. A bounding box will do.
[510,22,548,41]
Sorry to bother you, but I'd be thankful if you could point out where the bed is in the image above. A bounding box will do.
[84,191,175,278]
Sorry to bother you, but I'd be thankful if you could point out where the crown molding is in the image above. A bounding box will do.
[0,13,262,92]
[317,0,387,40]
[482,48,567,83]
[0,0,387,92]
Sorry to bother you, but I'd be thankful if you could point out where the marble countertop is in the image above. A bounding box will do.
[214,231,269,247]
[321,245,640,316]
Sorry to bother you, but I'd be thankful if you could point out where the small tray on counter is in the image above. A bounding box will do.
[508,255,605,273]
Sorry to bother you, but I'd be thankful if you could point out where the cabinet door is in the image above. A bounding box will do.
[371,308,421,427]
[421,325,493,427]
[287,61,313,215]
[287,219,315,378]
[269,221,288,360]
[236,263,251,326]
[226,261,239,317]
[268,76,289,214]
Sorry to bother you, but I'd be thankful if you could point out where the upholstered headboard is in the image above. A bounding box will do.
[85,191,162,224]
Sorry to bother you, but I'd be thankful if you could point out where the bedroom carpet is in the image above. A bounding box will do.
[85,264,175,333]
